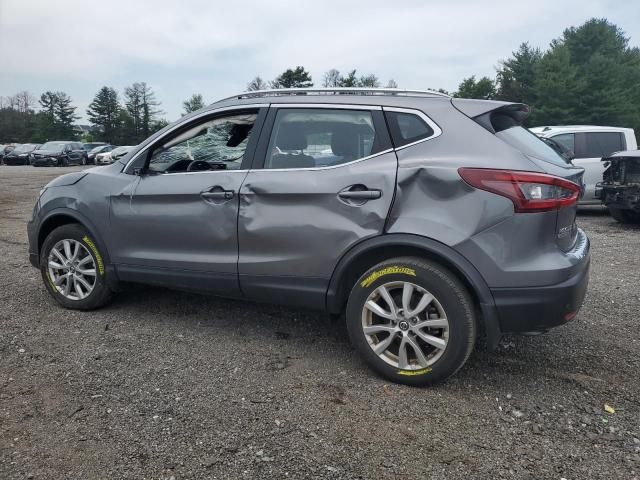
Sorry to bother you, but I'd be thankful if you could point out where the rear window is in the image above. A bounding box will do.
[386,111,434,147]
[496,126,570,167]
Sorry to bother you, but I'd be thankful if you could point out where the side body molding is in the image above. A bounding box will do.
[326,233,502,349]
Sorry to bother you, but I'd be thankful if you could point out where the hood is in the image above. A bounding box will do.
[45,171,88,188]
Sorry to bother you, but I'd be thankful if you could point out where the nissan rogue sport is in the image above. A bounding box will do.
[27,88,590,386]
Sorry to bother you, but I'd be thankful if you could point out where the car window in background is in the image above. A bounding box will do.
[573,132,624,158]
[265,108,378,169]
[551,133,575,153]
[496,126,570,167]
[40,141,67,151]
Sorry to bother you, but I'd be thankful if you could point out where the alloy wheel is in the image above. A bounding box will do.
[47,239,97,300]
[361,281,449,370]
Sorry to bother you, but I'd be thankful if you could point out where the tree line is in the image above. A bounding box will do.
[452,18,640,134]
[0,83,169,145]
[1,18,638,145]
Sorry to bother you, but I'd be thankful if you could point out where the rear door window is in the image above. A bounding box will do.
[574,132,624,158]
[263,108,381,169]
[496,126,570,167]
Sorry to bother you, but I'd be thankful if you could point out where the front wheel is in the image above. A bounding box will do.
[40,224,113,310]
[346,257,476,386]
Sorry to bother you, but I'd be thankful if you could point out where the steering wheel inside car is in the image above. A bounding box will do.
[187,160,212,171]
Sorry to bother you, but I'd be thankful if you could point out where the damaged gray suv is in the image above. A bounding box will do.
[28,88,590,386]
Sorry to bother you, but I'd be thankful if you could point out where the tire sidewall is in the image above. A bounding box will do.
[346,259,475,386]
[40,224,110,310]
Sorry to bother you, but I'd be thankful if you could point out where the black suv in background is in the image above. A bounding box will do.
[31,141,88,167]
[3,143,41,165]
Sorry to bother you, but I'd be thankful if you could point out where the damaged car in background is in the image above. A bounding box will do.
[596,150,640,223]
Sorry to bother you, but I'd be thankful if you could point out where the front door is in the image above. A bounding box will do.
[237,105,397,308]
[110,108,264,296]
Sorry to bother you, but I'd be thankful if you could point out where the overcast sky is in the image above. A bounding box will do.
[1,0,639,122]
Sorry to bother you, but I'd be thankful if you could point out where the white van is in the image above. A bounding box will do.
[530,126,637,205]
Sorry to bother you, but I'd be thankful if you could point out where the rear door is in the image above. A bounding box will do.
[237,104,397,308]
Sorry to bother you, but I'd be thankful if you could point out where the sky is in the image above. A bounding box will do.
[1,0,639,123]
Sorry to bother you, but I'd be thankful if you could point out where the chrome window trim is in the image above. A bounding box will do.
[383,106,443,151]
[270,103,382,110]
[157,169,249,176]
[123,103,268,173]
[253,148,394,173]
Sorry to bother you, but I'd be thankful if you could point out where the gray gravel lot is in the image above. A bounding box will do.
[1,165,639,479]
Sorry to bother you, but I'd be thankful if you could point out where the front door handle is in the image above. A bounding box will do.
[200,186,234,203]
[338,190,382,200]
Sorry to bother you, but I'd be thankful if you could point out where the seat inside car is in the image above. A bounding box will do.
[331,124,367,163]
[270,123,316,169]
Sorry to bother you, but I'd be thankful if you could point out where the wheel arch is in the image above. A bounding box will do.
[326,233,501,348]
[37,209,112,265]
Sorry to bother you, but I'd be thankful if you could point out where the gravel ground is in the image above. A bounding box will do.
[1,165,639,480]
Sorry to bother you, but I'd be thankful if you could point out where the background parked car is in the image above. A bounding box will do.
[596,150,640,223]
[95,145,133,164]
[0,144,17,163]
[83,142,107,153]
[530,125,637,205]
[2,143,41,165]
[87,145,113,164]
[30,141,88,167]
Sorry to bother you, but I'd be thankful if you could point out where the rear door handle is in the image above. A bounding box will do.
[338,189,382,200]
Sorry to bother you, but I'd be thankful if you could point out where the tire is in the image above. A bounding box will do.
[40,224,113,310]
[608,207,640,224]
[346,257,476,386]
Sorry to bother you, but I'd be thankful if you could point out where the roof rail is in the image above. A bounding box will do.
[219,87,450,102]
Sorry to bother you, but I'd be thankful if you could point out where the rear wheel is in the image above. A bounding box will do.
[609,207,640,224]
[40,224,113,310]
[346,257,476,386]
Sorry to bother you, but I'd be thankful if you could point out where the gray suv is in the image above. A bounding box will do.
[27,88,590,386]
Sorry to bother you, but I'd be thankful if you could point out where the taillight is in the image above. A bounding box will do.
[458,168,581,213]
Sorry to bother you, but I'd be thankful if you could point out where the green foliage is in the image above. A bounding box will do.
[271,66,313,88]
[454,76,496,99]
[124,82,162,142]
[182,93,205,115]
[87,86,121,143]
[496,42,542,103]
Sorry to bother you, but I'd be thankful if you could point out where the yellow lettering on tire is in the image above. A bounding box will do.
[82,236,105,275]
[398,367,432,376]
[361,266,416,288]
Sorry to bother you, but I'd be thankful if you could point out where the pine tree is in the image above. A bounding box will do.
[454,76,496,99]
[124,82,161,142]
[182,94,205,114]
[496,42,542,103]
[247,76,268,91]
[271,66,313,88]
[87,87,121,142]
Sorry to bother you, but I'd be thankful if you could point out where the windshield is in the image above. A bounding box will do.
[13,144,37,153]
[90,145,110,154]
[40,141,67,151]
[496,126,570,167]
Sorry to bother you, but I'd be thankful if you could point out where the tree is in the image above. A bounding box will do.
[358,74,380,88]
[36,91,78,140]
[271,66,313,88]
[183,93,205,115]
[454,76,496,99]
[87,87,122,142]
[322,69,341,87]
[496,42,542,103]
[53,92,79,139]
[386,79,398,88]
[247,76,268,91]
[124,82,161,142]
[337,70,358,87]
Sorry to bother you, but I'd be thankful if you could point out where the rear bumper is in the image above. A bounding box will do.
[492,255,590,333]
